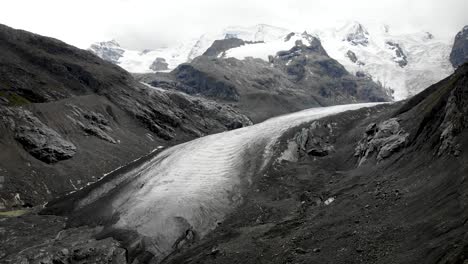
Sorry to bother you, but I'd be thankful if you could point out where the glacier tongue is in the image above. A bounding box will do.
[75,103,380,259]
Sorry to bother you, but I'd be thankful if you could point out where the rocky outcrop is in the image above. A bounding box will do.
[294,121,335,157]
[67,104,117,144]
[449,25,468,68]
[386,41,408,67]
[203,38,246,57]
[436,76,467,156]
[354,118,409,165]
[150,57,169,71]
[1,214,127,264]
[1,107,76,163]
[346,50,360,64]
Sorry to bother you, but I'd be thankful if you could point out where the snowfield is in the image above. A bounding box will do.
[90,22,454,100]
[75,102,381,258]
[315,22,454,100]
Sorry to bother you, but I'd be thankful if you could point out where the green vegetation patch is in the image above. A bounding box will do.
[0,209,28,217]
[0,91,31,106]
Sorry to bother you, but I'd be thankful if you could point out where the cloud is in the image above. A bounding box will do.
[1,0,467,49]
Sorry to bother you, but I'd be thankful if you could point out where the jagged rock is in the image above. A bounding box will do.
[449,25,468,68]
[67,105,117,144]
[437,85,468,156]
[294,121,335,157]
[203,38,246,58]
[82,125,117,144]
[150,57,169,71]
[346,50,365,66]
[1,215,127,264]
[284,32,296,42]
[386,41,408,67]
[15,126,76,163]
[355,118,409,165]
[1,108,76,163]
[346,50,358,63]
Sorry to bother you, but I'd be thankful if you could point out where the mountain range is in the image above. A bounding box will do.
[89,22,457,100]
[0,20,467,264]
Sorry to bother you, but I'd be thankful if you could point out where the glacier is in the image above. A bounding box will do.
[71,102,381,259]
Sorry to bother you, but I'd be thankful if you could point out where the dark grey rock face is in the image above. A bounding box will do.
[203,38,246,57]
[294,121,335,157]
[271,33,389,102]
[386,41,408,67]
[0,214,127,264]
[354,118,409,165]
[346,50,358,63]
[88,40,124,64]
[1,107,76,163]
[449,25,468,68]
[436,77,468,156]
[150,57,169,71]
[173,63,241,101]
[67,104,117,144]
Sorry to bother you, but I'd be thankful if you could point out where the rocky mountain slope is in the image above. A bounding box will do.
[6,63,466,264]
[450,25,468,68]
[90,22,454,101]
[138,32,390,122]
[0,23,251,209]
[164,62,468,264]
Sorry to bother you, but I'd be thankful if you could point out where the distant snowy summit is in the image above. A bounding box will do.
[315,21,454,100]
[88,40,124,64]
[88,24,289,74]
[89,22,455,100]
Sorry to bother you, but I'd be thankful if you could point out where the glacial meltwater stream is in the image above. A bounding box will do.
[65,103,380,260]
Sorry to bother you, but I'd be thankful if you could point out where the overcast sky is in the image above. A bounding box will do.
[1,0,467,50]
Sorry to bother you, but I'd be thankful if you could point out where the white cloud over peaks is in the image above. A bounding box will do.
[0,0,467,50]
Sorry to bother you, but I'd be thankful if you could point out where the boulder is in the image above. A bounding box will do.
[354,118,409,165]
[4,108,77,163]
[294,121,335,157]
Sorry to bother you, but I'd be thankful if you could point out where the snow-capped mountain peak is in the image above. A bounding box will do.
[340,21,370,46]
[88,40,124,63]
[315,21,454,100]
[88,21,454,101]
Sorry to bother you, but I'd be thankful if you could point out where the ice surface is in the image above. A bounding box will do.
[76,103,381,257]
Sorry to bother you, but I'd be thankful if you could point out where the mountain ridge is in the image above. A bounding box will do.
[90,22,455,101]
